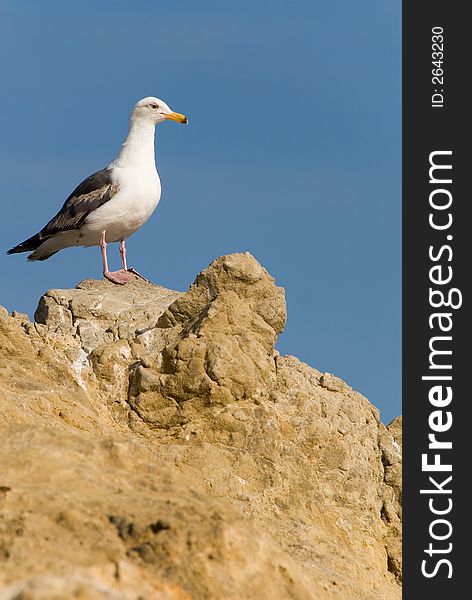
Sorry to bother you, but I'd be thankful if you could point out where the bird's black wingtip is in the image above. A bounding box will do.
[6,233,42,256]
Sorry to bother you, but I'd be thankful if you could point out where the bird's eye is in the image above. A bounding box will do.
[150,103,158,109]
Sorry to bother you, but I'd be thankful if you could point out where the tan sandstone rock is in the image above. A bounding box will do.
[0,253,401,599]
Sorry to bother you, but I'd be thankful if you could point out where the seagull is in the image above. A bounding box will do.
[7,96,187,284]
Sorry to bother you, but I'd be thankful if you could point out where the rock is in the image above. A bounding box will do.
[0,569,192,600]
[319,372,352,393]
[158,252,286,333]
[34,278,181,353]
[0,253,401,599]
[381,417,403,581]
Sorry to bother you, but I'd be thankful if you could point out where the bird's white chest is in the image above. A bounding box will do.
[82,168,161,243]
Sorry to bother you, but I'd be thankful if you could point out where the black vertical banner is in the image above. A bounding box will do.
[404,2,468,597]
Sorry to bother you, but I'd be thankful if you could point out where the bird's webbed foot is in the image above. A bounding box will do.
[126,267,150,283]
[104,269,141,285]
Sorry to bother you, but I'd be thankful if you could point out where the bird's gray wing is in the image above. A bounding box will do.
[7,168,119,256]
[42,168,119,236]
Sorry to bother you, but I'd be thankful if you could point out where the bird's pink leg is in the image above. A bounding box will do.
[120,239,150,282]
[100,231,138,285]
[119,239,128,271]
[100,231,110,273]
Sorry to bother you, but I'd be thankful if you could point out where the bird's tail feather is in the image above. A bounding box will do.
[7,232,43,255]
[28,250,59,261]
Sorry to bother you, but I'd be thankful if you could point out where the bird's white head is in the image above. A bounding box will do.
[131,96,188,126]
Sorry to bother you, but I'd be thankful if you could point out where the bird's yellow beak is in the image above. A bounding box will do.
[165,111,188,124]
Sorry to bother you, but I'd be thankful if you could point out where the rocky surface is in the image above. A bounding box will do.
[0,253,402,599]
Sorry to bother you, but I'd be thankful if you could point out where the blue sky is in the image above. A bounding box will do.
[0,0,401,422]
